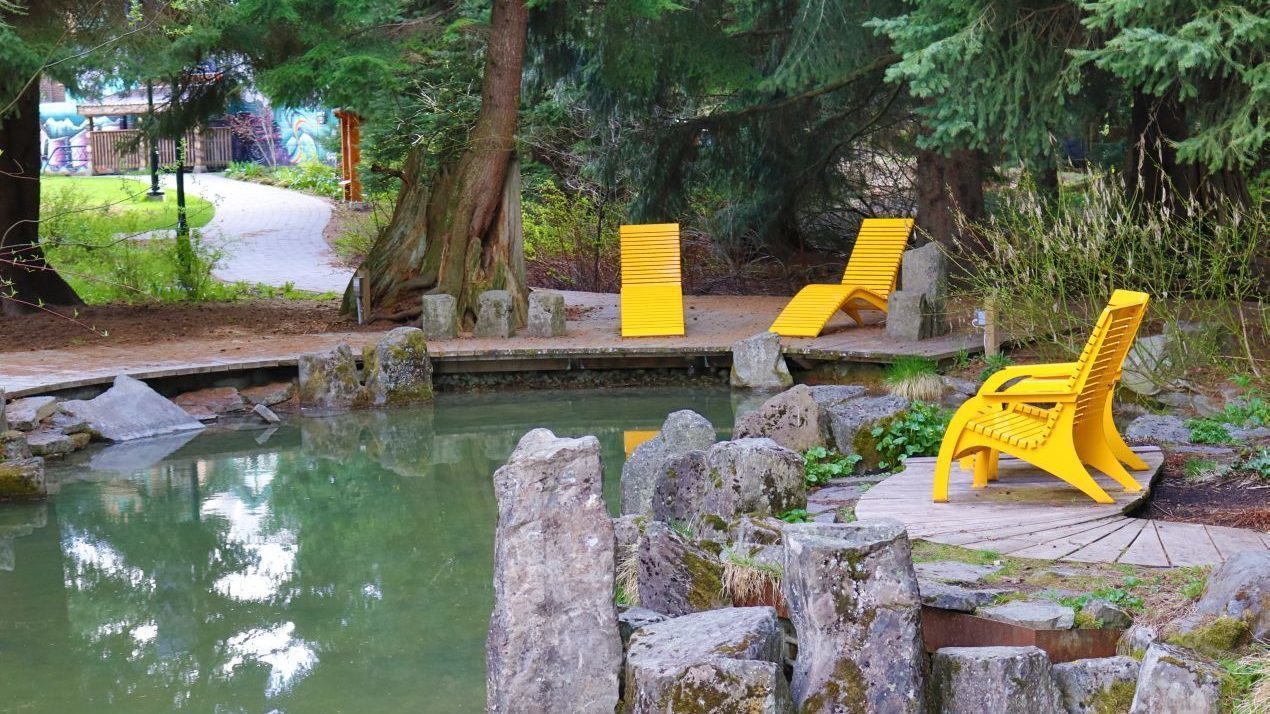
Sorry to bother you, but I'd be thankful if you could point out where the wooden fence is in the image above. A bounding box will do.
[89,127,232,175]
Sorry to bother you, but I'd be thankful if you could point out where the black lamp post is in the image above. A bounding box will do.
[146,81,163,199]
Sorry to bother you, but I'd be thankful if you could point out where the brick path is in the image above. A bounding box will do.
[146,173,350,294]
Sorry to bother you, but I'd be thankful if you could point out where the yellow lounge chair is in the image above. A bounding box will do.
[769,218,915,337]
[933,290,1151,504]
[620,223,685,337]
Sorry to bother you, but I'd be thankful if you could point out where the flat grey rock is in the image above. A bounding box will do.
[60,376,205,443]
[24,430,73,457]
[920,580,1009,612]
[1124,414,1191,444]
[979,600,1075,630]
[5,396,57,431]
[915,560,1002,584]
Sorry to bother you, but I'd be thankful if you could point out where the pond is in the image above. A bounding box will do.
[0,387,737,713]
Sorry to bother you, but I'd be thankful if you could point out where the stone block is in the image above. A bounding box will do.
[475,290,515,338]
[1054,656,1140,714]
[624,607,792,714]
[0,457,46,498]
[240,381,296,407]
[901,241,949,308]
[636,521,726,617]
[486,429,620,713]
[782,520,926,713]
[730,332,793,390]
[931,646,1063,714]
[526,290,566,337]
[732,385,825,452]
[296,342,365,411]
[420,293,459,340]
[885,290,942,341]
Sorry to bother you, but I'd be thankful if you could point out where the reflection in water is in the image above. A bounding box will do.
[0,387,734,712]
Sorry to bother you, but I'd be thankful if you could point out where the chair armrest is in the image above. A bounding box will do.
[979,362,1079,394]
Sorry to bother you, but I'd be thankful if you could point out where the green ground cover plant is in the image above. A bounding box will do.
[801,447,862,486]
[871,402,952,472]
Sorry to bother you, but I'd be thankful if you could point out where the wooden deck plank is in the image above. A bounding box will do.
[957,516,1127,554]
[1154,520,1222,567]
[1007,518,1137,560]
[1118,521,1171,567]
[1062,519,1148,564]
[1205,525,1267,561]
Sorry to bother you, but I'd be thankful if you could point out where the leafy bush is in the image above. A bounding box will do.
[979,353,1013,382]
[871,402,952,472]
[226,161,343,200]
[522,180,621,292]
[802,447,862,486]
[1188,418,1235,445]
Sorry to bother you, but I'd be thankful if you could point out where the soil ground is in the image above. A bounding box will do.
[0,298,377,353]
[1140,452,1270,530]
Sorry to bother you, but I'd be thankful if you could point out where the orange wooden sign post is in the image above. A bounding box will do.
[334,109,362,203]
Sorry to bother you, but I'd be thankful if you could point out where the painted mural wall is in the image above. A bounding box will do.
[39,91,339,174]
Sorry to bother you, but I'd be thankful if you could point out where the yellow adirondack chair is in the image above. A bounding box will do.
[933,290,1151,505]
[769,218,914,337]
[620,223,685,337]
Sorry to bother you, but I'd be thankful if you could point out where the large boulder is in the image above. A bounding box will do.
[930,646,1063,714]
[730,332,793,390]
[0,458,45,498]
[1176,550,1270,640]
[650,450,709,524]
[636,521,726,617]
[4,396,56,431]
[901,241,949,310]
[782,520,925,714]
[362,327,434,407]
[486,429,621,713]
[620,410,716,516]
[820,394,910,468]
[1053,656,1140,714]
[296,342,366,411]
[60,375,205,442]
[623,607,792,714]
[979,600,1076,630]
[699,438,806,522]
[1129,643,1222,714]
[732,385,825,452]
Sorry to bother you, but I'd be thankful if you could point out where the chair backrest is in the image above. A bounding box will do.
[840,218,915,296]
[620,223,681,287]
[1066,290,1151,424]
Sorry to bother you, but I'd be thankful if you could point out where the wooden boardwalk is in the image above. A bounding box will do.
[0,292,980,398]
[855,447,1269,567]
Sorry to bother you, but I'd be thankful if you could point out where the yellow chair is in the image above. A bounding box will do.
[620,223,685,337]
[769,218,915,337]
[624,430,660,457]
[933,290,1151,504]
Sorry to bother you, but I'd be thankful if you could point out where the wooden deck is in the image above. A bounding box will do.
[0,292,981,398]
[855,447,1269,567]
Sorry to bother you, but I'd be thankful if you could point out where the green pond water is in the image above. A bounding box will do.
[0,387,737,713]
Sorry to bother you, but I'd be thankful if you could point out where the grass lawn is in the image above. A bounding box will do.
[39,175,221,304]
[41,175,215,233]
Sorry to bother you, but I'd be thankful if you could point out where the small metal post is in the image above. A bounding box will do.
[175,139,188,236]
[146,81,163,199]
[983,295,1000,357]
[353,268,371,324]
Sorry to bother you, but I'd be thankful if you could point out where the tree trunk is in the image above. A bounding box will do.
[0,80,82,315]
[1124,89,1249,209]
[348,0,529,326]
[914,148,987,260]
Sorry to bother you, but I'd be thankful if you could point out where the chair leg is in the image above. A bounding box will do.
[1104,396,1148,470]
[1076,426,1143,492]
[985,449,1000,481]
[1033,451,1116,504]
[842,303,864,326]
[959,456,975,473]
[933,410,974,503]
[972,450,991,488]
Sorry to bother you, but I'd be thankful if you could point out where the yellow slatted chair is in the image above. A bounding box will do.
[620,223,685,337]
[933,290,1152,504]
[769,218,915,337]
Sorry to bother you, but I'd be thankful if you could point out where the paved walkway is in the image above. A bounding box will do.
[0,293,981,397]
[134,173,349,294]
[854,447,1269,567]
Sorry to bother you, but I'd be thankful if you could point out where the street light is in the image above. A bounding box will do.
[146,81,163,200]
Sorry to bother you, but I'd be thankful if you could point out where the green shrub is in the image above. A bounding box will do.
[802,447,863,486]
[871,402,952,472]
[979,353,1013,382]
